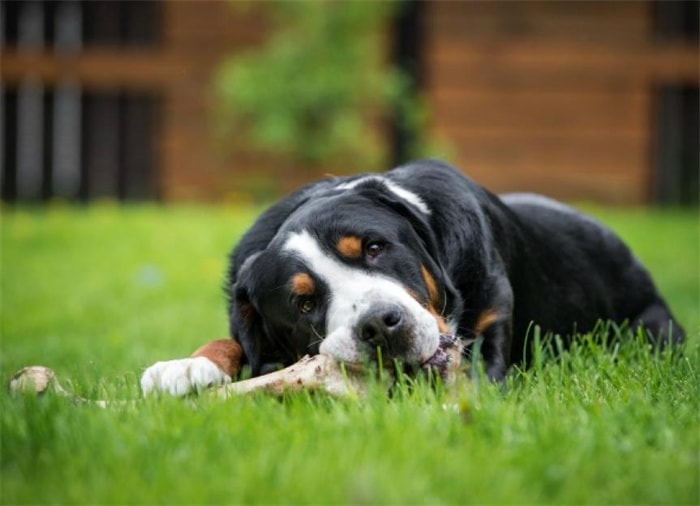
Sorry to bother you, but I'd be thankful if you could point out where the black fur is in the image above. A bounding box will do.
[226,160,684,379]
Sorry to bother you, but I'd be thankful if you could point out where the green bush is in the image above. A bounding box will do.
[216,1,430,172]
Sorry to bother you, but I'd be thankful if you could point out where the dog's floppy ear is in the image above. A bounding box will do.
[369,185,441,263]
[369,185,464,319]
[227,177,338,283]
[228,253,267,376]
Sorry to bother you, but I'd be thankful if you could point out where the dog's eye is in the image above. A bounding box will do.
[365,242,384,259]
[299,298,315,314]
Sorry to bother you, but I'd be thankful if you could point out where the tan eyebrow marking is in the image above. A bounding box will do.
[291,273,315,296]
[336,235,363,259]
[474,309,500,336]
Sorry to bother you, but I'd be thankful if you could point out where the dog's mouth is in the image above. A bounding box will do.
[419,333,462,380]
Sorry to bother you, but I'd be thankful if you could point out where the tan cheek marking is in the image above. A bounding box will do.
[474,309,500,336]
[428,306,451,333]
[291,272,315,296]
[336,236,362,259]
[421,265,440,307]
[191,339,244,378]
[407,287,451,334]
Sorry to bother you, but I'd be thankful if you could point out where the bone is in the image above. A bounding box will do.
[8,335,463,403]
[215,354,383,398]
[217,334,463,397]
[9,366,62,395]
[422,333,464,383]
[7,365,119,408]
[7,358,376,404]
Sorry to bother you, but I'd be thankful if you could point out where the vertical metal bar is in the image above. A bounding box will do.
[16,78,44,201]
[0,1,5,45]
[18,0,44,50]
[55,0,82,55]
[1,89,18,202]
[653,87,683,205]
[52,80,82,200]
[85,94,120,200]
[15,1,44,200]
[52,1,83,200]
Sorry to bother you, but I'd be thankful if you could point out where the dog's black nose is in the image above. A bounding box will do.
[358,304,404,350]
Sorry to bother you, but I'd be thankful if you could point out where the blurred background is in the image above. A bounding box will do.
[1,0,698,206]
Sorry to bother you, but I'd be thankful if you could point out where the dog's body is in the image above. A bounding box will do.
[141,160,683,395]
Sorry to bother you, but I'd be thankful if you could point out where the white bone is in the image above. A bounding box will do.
[215,354,386,398]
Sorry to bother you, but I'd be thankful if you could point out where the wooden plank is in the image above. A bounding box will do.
[426,1,649,44]
[0,50,175,90]
[439,131,647,178]
[426,41,700,83]
[165,1,268,46]
[461,166,645,205]
[428,90,647,135]
[425,66,646,93]
[441,130,650,204]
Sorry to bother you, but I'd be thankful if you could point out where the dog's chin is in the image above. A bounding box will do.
[318,332,366,366]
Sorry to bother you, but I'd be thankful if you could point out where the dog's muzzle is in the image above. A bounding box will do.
[320,299,440,367]
[357,303,404,349]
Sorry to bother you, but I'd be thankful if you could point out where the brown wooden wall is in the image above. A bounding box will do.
[423,1,698,204]
[159,2,273,202]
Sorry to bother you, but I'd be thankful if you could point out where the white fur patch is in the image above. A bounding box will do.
[337,176,431,215]
[284,230,439,365]
[140,357,231,397]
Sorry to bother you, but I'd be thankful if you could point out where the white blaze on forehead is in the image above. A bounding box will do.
[336,176,431,215]
[283,230,439,364]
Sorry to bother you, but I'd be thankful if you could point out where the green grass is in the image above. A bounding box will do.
[1,204,698,505]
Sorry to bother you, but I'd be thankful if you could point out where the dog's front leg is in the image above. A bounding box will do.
[140,339,243,396]
[469,277,514,381]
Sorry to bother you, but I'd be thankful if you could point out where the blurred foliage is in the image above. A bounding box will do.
[215,1,433,171]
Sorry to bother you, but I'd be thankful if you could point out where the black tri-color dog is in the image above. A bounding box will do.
[141,160,684,396]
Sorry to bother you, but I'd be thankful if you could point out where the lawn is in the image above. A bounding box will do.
[1,204,698,505]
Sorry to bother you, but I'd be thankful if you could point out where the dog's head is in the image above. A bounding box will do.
[228,178,461,375]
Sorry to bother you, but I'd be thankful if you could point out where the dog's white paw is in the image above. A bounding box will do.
[140,357,231,397]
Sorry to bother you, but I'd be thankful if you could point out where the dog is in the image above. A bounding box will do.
[141,160,684,396]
